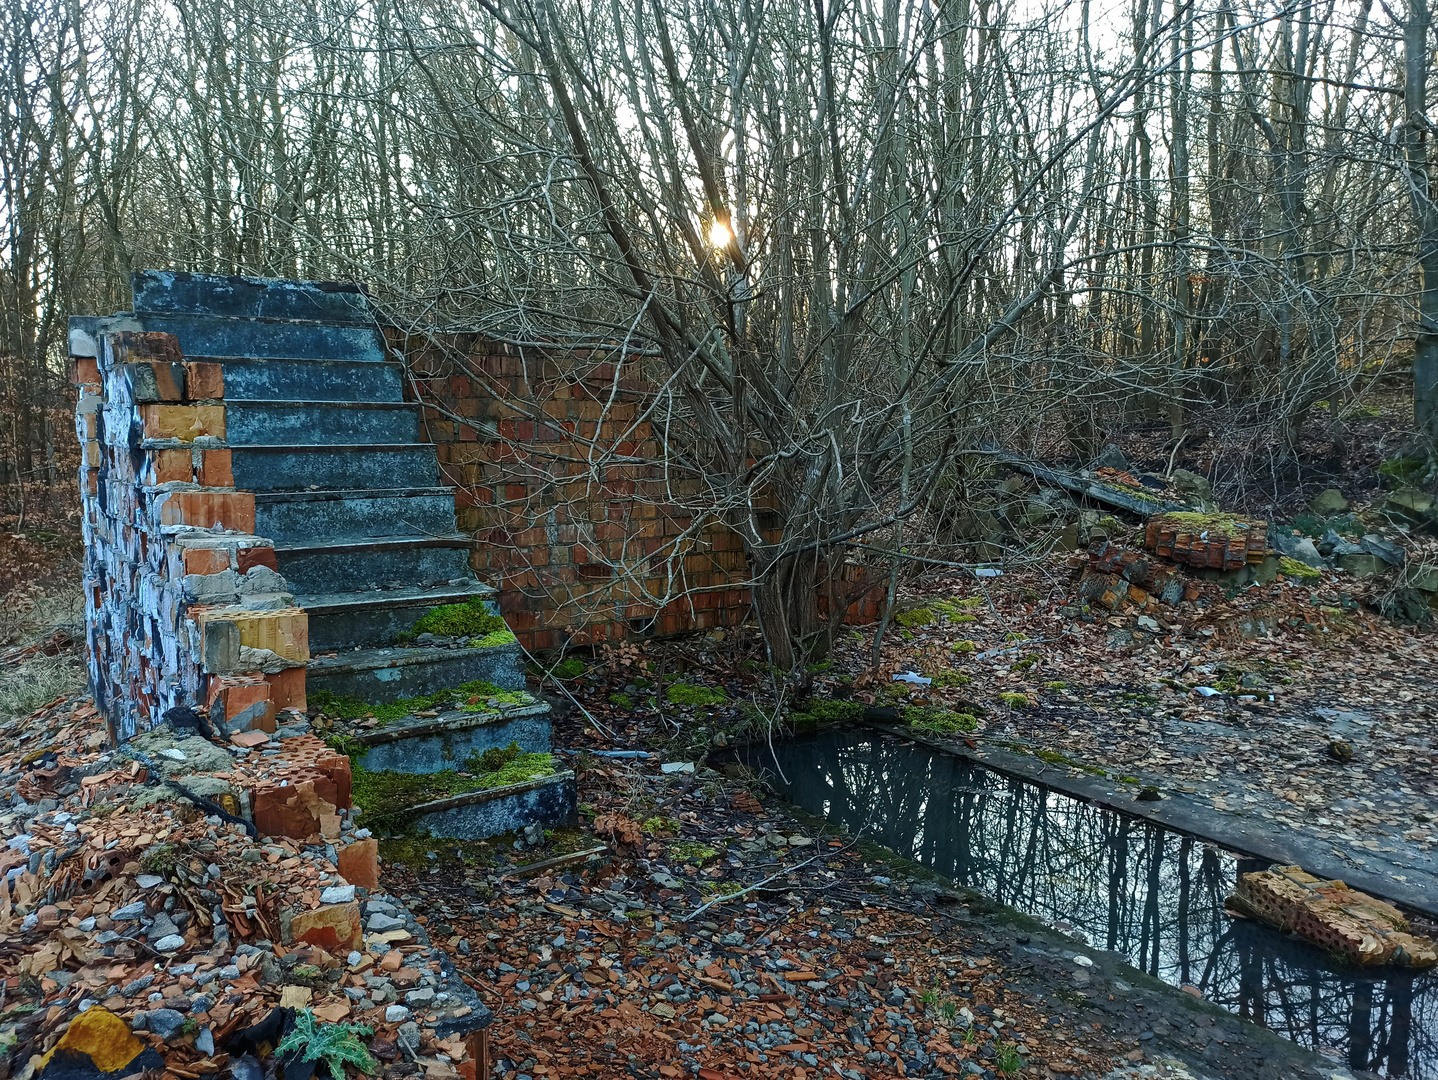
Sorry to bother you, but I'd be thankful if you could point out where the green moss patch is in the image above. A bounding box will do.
[788,699,864,728]
[933,670,972,688]
[608,692,634,709]
[351,742,556,827]
[409,596,510,639]
[950,640,976,653]
[1278,557,1321,579]
[666,683,727,707]
[641,816,681,836]
[893,608,934,628]
[905,708,978,735]
[310,680,531,727]
[670,841,720,864]
[998,692,1031,707]
[1152,511,1250,535]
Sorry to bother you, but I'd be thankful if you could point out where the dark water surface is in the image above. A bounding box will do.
[739,728,1438,1077]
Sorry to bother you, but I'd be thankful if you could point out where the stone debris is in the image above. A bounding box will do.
[0,696,492,1079]
[1228,866,1437,967]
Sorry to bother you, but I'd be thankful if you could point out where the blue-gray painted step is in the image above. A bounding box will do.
[226,400,419,446]
[330,699,549,772]
[204,357,404,403]
[231,445,440,492]
[134,313,385,362]
[396,773,577,841]
[307,641,524,702]
[274,535,475,596]
[132,270,375,324]
[253,488,459,543]
[300,582,499,650]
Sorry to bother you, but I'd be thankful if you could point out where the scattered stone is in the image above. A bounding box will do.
[1310,488,1348,515]
[385,1005,410,1023]
[142,1009,187,1041]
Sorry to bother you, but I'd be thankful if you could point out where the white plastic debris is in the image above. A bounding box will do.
[974,567,1003,578]
[158,747,186,761]
[892,671,932,685]
[1073,954,1094,968]
[1194,686,1223,697]
[660,761,695,774]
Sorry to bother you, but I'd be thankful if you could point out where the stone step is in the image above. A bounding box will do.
[317,686,545,764]
[134,312,385,362]
[308,641,525,705]
[132,269,375,324]
[232,445,440,492]
[391,772,576,841]
[225,400,419,446]
[274,535,476,597]
[204,356,404,403]
[300,582,499,650]
[253,487,459,544]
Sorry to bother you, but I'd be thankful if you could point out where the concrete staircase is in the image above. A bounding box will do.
[124,270,574,839]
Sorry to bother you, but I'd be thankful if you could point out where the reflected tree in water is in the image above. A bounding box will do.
[747,733,1438,1077]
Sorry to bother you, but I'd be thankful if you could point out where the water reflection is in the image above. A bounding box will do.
[741,730,1438,1077]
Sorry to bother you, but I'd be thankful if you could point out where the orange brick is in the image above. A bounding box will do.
[237,546,278,573]
[197,449,233,487]
[148,448,193,485]
[70,356,99,386]
[159,490,255,532]
[184,362,224,399]
[182,547,230,575]
[264,666,307,712]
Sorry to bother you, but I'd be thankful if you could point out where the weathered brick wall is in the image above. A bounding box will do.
[70,325,308,742]
[396,333,888,651]
[396,334,755,652]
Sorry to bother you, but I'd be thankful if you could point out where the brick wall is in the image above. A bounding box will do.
[395,333,754,652]
[396,333,885,652]
[70,324,307,742]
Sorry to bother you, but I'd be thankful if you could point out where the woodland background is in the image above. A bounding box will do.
[2,0,1435,664]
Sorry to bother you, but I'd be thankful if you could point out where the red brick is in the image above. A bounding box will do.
[184,362,224,399]
[198,449,233,487]
[182,547,230,575]
[264,666,306,712]
[337,839,380,891]
[290,900,362,953]
[237,546,279,573]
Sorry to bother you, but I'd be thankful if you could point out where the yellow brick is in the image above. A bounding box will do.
[140,404,225,442]
[195,606,309,663]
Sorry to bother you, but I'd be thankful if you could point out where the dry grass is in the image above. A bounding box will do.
[0,588,87,721]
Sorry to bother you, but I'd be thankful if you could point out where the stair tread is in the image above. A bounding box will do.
[297,581,495,613]
[253,485,453,501]
[307,641,522,675]
[273,534,473,554]
[228,399,416,409]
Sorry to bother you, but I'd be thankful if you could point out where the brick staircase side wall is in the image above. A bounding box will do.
[69,322,307,743]
[394,332,886,650]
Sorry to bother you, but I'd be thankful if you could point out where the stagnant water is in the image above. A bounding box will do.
[737,728,1438,1078]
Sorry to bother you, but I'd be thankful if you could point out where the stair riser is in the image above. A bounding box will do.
[133,270,374,324]
[308,599,504,651]
[232,447,439,491]
[226,403,418,446]
[136,313,385,362]
[279,545,474,597]
[350,714,549,775]
[219,360,403,403]
[406,775,577,841]
[255,493,457,544]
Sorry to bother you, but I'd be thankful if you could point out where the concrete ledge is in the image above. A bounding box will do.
[401,771,577,840]
[308,639,521,700]
[350,702,552,773]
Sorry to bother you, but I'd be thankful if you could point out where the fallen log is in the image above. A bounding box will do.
[1227,865,1436,968]
[998,455,1189,517]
